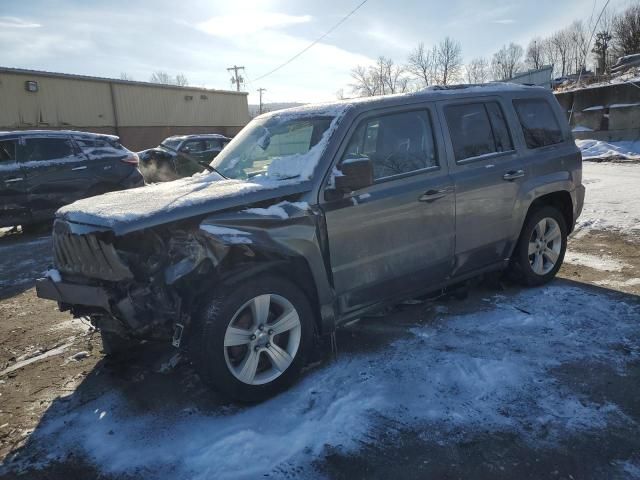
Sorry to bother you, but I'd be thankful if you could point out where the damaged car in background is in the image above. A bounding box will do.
[138,134,231,182]
[37,84,584,402]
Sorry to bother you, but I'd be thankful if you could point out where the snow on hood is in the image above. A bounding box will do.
[56,172,305,234]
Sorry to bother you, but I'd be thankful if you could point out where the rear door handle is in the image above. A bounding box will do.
[419,188,451,202]
[503,169,525,181]
[71,165,87,171]
[4,177,24,183]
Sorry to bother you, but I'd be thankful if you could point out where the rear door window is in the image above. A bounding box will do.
[205,139,222,150]
[342,109,439,181]
[19,137,75,163]
[513,98,564,149]
[445,102,514,162]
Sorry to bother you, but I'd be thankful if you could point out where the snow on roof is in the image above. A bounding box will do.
[255,83,537,121]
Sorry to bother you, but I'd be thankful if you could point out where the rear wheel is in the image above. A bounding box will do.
[509,206,567,286]
[191,275,314,402]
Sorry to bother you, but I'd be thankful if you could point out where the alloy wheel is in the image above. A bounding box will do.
[223,294,301,385]
[528,217,562,275]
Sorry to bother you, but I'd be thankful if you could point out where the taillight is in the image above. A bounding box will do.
[120,153,139,166]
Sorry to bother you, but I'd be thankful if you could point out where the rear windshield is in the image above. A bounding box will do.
[513,98,564,149]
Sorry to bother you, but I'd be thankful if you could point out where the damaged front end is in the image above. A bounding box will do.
[38,219,230,343]
[36,200,332,346]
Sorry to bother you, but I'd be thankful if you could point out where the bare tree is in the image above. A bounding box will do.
[592,31,613,74]
[491,43,524,80]
[568,20,588,75]
[613,4,640,56]
[349,57,409,97]
[436,37,463,85]
[407,42,438,86]
[525,38,545,70]
[550,30,572,77]
[120,72,134,81]
[150,71,173,84]
[349,65,379,97]
[175,73,189,86]
[465,57,490,84]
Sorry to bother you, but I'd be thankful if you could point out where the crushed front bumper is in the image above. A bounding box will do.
[36,277,111,311]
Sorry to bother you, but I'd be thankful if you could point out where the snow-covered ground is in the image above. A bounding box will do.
[576,139,640,161]
[576,162,640,235]
[8,285,638,479]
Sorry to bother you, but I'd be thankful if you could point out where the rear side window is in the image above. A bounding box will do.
[513,98,564,149]
[342,109,438,180]
[0,140,17,163]
[20,137,75,162]
[445,102,514,162]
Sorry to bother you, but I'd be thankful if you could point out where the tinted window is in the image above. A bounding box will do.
[182,140,205,153]
[0,140,17,163]
[445,102,513,162]
[204,139,222,150]
[20,137,75,162]
[485,102,514,153]
[513,98,564,149]
[342,110,438,180]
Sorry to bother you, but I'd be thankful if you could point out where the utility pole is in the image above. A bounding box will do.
[257,88,266,114]
[227,65,245,92]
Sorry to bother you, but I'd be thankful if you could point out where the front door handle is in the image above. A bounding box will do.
[4,177,24,183]
[71,165,87,171]
[503,169,525,181]
[419,188,451,202]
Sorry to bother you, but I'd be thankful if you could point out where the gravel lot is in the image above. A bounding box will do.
[0,162,639,479]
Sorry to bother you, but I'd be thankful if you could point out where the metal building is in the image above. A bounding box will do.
[500,65,554,89]
[0,66,250,151]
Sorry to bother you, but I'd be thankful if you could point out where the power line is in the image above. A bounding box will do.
[253,0,370,82]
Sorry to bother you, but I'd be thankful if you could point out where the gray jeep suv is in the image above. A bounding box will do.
[36,84,585,402]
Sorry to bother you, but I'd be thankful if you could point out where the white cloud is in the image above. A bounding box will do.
[0,16,41,28]
[197,12,312,37]
[492,19,516,25]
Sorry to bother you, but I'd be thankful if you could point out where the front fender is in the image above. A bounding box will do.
[198,202,336,331]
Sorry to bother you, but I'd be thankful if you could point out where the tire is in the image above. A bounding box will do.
[191,275,314,402]
[509,206,568,286]
[100,331,139,358]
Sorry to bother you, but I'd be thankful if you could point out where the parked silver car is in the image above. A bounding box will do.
[37,83,584,402]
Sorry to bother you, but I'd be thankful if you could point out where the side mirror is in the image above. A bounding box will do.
[334,156,374,192]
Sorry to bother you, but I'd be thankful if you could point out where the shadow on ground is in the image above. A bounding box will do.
[0,231,52,301]
[1,278,639,480]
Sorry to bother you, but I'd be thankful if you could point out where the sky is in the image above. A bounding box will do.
[0,0,632,105]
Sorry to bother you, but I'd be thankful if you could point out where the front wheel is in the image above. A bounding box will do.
[191,275,314,402]
[508,206,567,286]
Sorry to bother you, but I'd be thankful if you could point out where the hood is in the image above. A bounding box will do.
[57,172,312,236]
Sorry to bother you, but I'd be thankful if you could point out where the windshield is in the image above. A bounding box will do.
[211,115,334,181]
[161,138,182,151]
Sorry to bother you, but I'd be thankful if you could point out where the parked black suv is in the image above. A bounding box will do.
[0,130,144,231]
[138,134,231,182]
[37,84,584,402]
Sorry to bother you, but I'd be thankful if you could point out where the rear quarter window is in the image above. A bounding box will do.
[0,140,17,163]
[513,98,564,149]
[75,137,125,156]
